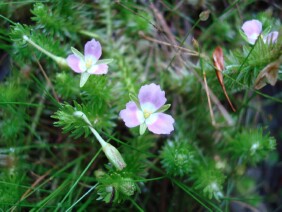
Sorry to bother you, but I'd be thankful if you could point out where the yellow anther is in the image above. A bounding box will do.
[143,110,151,119]
[85,59,93,69]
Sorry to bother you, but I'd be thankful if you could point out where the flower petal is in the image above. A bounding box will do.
[263,31,279,44]
[88,64,108,75]
[138,83,167,112]
[241,20,262,44]
[84,39,102,60]
[146,113,174,135]
[120,101,144,128]
[66,54,84,73]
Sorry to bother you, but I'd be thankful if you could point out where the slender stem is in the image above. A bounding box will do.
[73,111,107,147]
[74,111,126,170]
[79,30,99,39]
[26,84,49,145]
[35,58,60,102]
[23,35,67,67]
[88,126,107,147]
[138,31,201,56]
[66,184,98,212]
[57,149,102,210]
[0,14,15,24]
[198,39,216,125]
[165,18,201,72]
[203,72,216,126]
[105,0,112,40]
[129,197,144,212]
[237,34,261,73]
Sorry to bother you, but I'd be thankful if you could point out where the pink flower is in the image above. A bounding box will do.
[120,83,175,135]
[241,20,279,45]
[66,39,112,87]
[263,31,279,44]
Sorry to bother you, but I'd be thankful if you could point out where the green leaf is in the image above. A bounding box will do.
[80,72,90,87]
[51,102,91,139]
[96,59,114,65]
[239,29,249,44]
[129,93,141,109]
[156,104,171,113]
[139,123,147,135]
[71,47,84,60]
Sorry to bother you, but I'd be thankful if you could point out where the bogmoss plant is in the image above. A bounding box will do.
[0,1,281,211]
[160,139,196,177]
[95,170,139,204]
[54,72,80,99]
[226,128,276,165]
[0,75,29,142]
[192,162,226,201]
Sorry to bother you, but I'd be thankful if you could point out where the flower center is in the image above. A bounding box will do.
[85,58,93,69]
[143,110,152,119]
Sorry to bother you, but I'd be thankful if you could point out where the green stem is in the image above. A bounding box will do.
[26,84,49,145]
[73,111,127,170]
[73,111,107,147]
[79,30,99,39]
[23,35,67,67]
[56,149,102,211]
[66,184,98,212]
[105,0,112,40]
[89,126,107,147]
[165,19,201,71]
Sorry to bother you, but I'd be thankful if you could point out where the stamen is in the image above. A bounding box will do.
[85,58,93,69]
[143,110,151,119]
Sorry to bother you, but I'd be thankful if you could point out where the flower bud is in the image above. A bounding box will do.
[192,38,199,49]
[118,178,136,196]
[74,111,127,171]
[94,169,106,178]
[199,10,210,21]
[102,143,127,171]
[160,140,196,177]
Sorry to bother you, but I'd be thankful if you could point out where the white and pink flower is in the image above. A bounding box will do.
[241,19,279,45]
[66,39,112,87]
[120,83,175,135]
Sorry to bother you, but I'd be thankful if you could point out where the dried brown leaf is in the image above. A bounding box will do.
[213,46,236,112]
[254,59,280,90]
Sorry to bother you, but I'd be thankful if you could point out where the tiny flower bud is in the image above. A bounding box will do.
[199,10,210,21]
[118,178,136,196]
[55,57,68,68]
[23,35,29,41]
[94,169,106,178]
[236,165,246,176]
[74,110,127,171]
[192,38,199,49]
[106,185,114,193]
[102,143,127,171]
